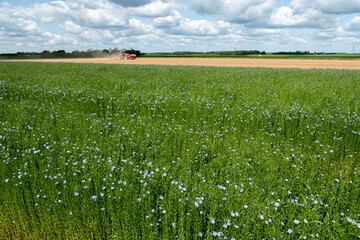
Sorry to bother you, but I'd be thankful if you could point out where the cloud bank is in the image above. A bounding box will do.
[0,0,359,53]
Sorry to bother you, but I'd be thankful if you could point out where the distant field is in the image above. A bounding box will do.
[2,54,360,61]
[142,54,360,60]
[1,62,360,239]
[3,57,360,70]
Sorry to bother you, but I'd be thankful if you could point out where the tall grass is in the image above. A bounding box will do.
[1,62,359,239]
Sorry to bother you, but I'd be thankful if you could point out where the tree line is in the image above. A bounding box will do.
[148,50,265,56]
[0,48,143,59]
[0,49,341,59]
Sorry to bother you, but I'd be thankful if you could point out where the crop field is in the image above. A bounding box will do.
[1,62,360,239]
[4,57,360,70]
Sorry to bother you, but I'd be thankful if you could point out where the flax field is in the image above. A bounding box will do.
[1,62,360,239]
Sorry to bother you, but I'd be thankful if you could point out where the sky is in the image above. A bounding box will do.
[0,0,360,53]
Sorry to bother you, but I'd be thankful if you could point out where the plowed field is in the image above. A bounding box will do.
[4,57,360,70]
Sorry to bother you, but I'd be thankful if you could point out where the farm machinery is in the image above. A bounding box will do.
[111,52,137,60]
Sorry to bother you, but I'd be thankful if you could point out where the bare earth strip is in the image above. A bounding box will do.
[3,58,360,70]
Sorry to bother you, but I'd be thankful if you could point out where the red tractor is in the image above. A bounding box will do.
[111,52,137,60]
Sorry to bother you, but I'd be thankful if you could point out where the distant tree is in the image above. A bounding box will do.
[51,50,67,58]
[125,48,142,57]
[110,48,120,54]
[41,50,51,58]
[273,51,312,55]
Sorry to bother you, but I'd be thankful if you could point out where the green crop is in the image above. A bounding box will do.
[1,62,359,239]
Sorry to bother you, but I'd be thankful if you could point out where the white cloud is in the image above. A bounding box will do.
[183,0,275,23]
[128,18,156,35]
[168,19,230,36]
[131,0,175,18]
[316,0,360,14]
[0,0,359,53]
[269,0,338,28]
[269,7,318,27]
[29,0,128,28]
[347,16,360,31]
[61,21,83,34]
[251,28,286,36]
[152,10,230,36]
[317,31,335,38]
[108,0,153,7]
[153,10,182,28]
[0,7,40,36]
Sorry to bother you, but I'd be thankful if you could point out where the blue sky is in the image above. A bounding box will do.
[0,0,359,53]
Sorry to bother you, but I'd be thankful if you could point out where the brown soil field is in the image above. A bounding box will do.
[3,58,360,70]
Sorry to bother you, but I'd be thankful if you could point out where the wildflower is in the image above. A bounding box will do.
[198,232,203,237]
[304,219,308,224]
[294,219,300,224]
[160,195,163,200]
[5,179,9,183]
[137,198,141,202]
[162,210,166,214]
[172,222,176,228]
[210,218,215,224]
[244,205,248,209]
[91,196,97,201]
[260,214,264,220]
[288,229,293,234]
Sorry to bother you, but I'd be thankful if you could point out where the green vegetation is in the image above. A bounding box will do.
[143,52,360,60]
[0,48,143,59]
[1,62,360,239]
